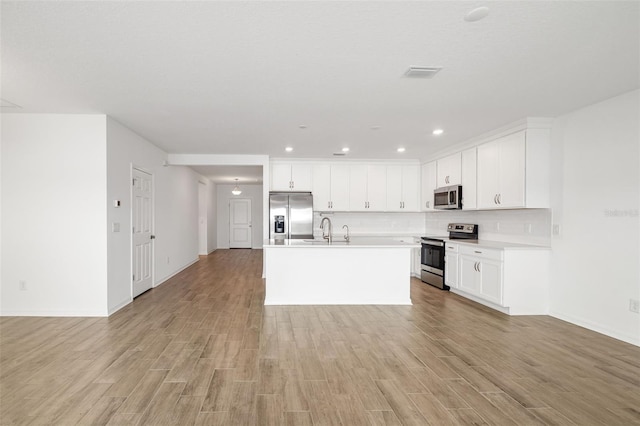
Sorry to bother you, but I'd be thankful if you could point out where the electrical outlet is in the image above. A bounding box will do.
[553,224,561,236]
[19,280,27,291]
[630,299,640,314]
[526,223,533,234]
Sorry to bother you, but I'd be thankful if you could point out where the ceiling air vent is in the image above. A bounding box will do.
[404,66,442,78]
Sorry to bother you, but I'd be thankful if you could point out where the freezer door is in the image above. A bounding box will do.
[269,194,288,239]
[288,194,313,239]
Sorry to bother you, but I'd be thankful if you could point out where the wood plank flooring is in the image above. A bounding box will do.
[1,249,639,425]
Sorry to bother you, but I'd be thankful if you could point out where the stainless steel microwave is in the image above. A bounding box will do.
[434,185,462,210]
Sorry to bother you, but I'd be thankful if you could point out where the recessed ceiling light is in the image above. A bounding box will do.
[464,6,489,22]
[397,147,406,153]
[432,129,444,136]
[299,125,307,129]
[285,147,293,152]
[342,147,350,152]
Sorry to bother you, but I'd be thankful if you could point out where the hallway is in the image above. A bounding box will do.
[1,249,639,425]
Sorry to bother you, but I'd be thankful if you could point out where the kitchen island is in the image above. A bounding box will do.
[263,238,420,305]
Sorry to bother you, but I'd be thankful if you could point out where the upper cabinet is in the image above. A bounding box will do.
[349,165,387,211]
[386,165,419,211]
[312,164,349,211]
[436,153,461,187]
[460,148,477,210]
[270,162,312,191]
[420,161,437,211]
[477,131,525,208]
[424,120,551,211]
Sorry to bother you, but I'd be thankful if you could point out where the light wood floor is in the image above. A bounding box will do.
[1,249,639,425]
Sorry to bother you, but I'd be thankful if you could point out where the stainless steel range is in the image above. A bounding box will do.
[420,223,478,290]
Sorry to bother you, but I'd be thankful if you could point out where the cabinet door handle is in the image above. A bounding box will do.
[474,250,482,254]
[494,194,498,204]
[473,262,477,272]
[497,194,501,204]
[477,262,481,272]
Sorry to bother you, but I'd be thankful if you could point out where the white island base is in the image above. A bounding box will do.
[264,239,417,305]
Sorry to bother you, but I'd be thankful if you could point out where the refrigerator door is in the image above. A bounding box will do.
[269,194,288,240]
[288,194,313,239]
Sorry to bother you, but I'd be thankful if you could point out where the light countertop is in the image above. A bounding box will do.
[444,239,550,250]
[263,237,420,248]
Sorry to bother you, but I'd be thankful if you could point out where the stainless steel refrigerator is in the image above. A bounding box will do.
[269,192,313,240]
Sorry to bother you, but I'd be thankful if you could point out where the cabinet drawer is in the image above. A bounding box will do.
[459,245,503,261]
[445,243,459,253]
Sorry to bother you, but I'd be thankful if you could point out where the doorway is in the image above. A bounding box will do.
[132,168,154,297]
[229,198,252,248]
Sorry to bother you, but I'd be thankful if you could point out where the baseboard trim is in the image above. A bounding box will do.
[0,309,107,317]
[108,298,132,316]
[549,310,640,347]
[154,258,199,288]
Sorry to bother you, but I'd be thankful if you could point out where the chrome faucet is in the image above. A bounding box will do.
[342,225,350,242]
[320,217,332,244]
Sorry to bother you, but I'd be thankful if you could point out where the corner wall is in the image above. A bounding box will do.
[1,114,108,316]
[550,90,640,345]
[106,118,201,313]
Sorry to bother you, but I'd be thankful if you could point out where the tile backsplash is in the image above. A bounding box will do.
[311,209,552,245]
[425,209,552,245]
[313,212,426,237]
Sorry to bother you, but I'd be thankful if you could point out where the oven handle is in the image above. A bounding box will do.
[421,240,444,247]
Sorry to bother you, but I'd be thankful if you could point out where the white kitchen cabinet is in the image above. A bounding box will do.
[477,131,525,208]
[271,163,312,191]
[420,161,437,211]
[386,165,419,211]
[349,165,387,211]
[460,148,477,210]
[312,164,349,211]
[458,247,504,305]
[451,242,550,315]
[444,243,459,288]
[436,153,462,187]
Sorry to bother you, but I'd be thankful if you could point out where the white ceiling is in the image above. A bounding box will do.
[2,1,639,164]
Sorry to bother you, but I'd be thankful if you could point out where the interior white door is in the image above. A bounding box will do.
[230,198,252,248]
[132,168,153,298]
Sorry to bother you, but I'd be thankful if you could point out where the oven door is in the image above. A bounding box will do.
[421,240,447,289]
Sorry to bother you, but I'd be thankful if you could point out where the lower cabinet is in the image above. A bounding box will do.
[444,243,459,288]
[452,244,550,315]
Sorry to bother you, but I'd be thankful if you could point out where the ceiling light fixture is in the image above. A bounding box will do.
[464,6,490,22]
[342,147,350,152]
[397,147,406,153]
[432,129,444,136]
[285,146,293,152]
[231,178,242,195]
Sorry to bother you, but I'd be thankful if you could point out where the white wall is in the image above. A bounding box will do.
[217,183,263,249]
[153,162,201,284]
[1,114,108,316]
[207,180,217,253]
[550,90,639,345]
